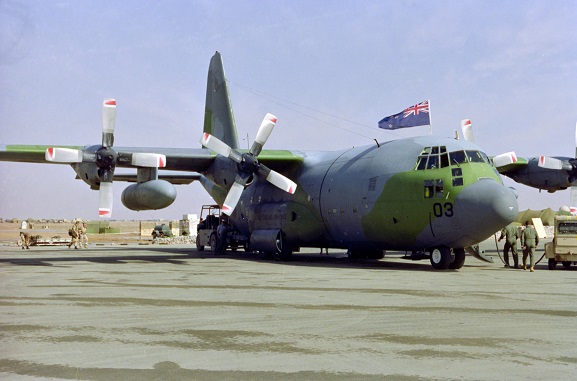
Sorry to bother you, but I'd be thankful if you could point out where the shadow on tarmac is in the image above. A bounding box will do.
[0,244,567,272]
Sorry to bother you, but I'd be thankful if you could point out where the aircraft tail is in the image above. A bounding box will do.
[203,51,239,149]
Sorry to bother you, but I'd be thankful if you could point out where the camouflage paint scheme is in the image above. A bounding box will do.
[0,52,520,269]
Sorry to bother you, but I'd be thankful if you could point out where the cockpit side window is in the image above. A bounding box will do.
[465,150,487,163]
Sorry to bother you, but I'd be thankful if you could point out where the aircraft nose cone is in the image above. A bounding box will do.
[455,179,519,242]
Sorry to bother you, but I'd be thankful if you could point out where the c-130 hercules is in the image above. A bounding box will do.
[0,52,519,270]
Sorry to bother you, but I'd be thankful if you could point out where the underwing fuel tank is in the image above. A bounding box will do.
[121,180,177,211]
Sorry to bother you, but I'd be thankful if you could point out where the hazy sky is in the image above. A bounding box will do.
[1,0,576,220]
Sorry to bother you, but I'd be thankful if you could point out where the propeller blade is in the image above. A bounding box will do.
[98,181,113,218]
[460,119,474,143]
[493,151,517,169]
[257,165,297,194]
[200,133,233,158]
[102,99,116,148]
[571,185,577,215]
[131,153,167,168]
[250,113,277,156]
[538,156,565,170]
[45,147,83,163]
[221,181,245,216]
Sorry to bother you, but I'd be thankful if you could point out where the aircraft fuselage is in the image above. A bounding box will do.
[205,136,518,254]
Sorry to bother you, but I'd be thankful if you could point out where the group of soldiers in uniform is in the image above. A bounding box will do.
[68,221,88,249]
[498,220,540,271]
[18,220,88,250]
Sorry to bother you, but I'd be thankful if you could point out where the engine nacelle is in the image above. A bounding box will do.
[121,180,177,211]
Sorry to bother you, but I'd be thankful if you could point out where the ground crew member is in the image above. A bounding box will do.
[215,219,230,255]
[498,223,520,268]
[68,221,81,250]
[80,222,88,249]
[19,231,31,249]
[521,220,539,272]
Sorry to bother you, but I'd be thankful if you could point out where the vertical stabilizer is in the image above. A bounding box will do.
[203,52,239,149]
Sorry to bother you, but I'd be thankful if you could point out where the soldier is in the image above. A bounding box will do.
[80,222,88,249]
[215,218,231,255]
[19,231,31,249]
[498,223,520,268]
[68,221,81,250]
[521,220,539,272]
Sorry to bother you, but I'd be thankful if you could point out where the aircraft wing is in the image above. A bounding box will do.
[0,145,216,172]
[0,145,304,169]
[0,145,82,164]
[256,149,305,172]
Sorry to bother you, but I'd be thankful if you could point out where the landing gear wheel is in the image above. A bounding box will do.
[449,248,466,269]
[548,258,557,270]
[430,246,451,270]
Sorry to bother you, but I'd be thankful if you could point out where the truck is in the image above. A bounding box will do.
[195,204,249,252]
[151,224,173,239]
[545,215,577,270]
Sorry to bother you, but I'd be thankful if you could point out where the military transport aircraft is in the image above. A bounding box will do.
[0,52,520,270]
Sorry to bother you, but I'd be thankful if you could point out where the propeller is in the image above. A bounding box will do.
[460,119,474,143]
[45,99,166,218]
[537,122,577,214]
[200,113,297,215]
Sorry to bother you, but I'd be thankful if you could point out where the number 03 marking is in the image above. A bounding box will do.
[433,202,454,218]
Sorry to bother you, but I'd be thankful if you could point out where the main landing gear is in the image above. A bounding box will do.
[429,246,465,270]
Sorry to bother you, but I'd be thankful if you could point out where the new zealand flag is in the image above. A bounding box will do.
[378,100,430,130]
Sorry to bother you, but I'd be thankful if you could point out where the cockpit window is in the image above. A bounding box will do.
[416,147,488,170]
[415,146,449,170]
[449,150,467,165]
[466,150,487,163]
[426,155,439,169]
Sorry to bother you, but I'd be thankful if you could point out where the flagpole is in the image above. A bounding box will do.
[428,99,432,135]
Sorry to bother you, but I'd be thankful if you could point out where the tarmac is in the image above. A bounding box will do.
[0,239,576,381]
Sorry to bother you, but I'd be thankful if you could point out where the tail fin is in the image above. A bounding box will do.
[203,51,239,149]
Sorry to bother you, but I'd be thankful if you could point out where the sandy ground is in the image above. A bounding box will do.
[0,221,146,244]
[0,239,575,381]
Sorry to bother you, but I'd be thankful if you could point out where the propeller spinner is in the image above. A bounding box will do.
[200,113,297,215]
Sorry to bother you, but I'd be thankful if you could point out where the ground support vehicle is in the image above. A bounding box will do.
[195,204,249,252]
[545,215,577,270]
[151,224,173,239]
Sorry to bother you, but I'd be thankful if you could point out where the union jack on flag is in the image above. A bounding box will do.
[378,100,431,130]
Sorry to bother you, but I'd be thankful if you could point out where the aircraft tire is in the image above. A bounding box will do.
[430,246,451,270]
[548,258,557,270]
[449,248,466,269]
[274,244,293,261]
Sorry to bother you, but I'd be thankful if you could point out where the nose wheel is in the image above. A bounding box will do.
[430,246,451,269]
[430,246,466,270]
